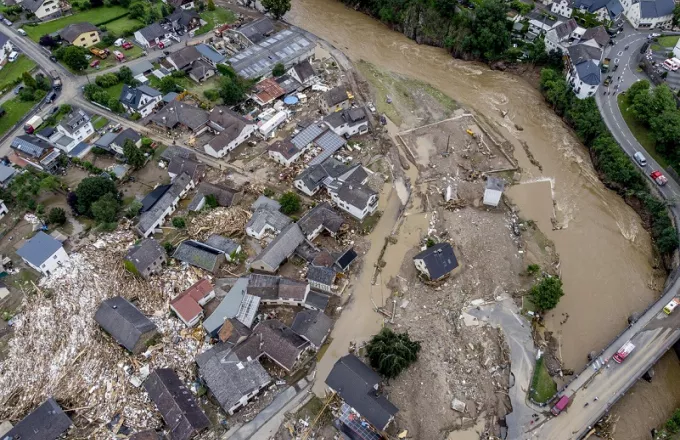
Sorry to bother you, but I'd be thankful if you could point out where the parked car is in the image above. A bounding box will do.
[3,18,12,26]
[13,85,23,95]
[49,55,57,62]
[90,59,100,68]
[367,101,376,113]
[114,38,125,47]
[50,106,59,115]
[651,32,661,38]
[163,50,170,56]
[122,41,133,50]
[17,28,26,36]
[634,151,647,166]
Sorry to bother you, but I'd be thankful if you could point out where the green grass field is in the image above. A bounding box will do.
[24,6,128,41]
[196,7,237,35]
[84,45,144,73]
[617,93,668,168]
[104,82,125,101]
[0,98,38,138]
[92,116,109,130]
[657,35,680,48]
[0,55,37,93]
[530,356,557,403]
[103,16,143,35]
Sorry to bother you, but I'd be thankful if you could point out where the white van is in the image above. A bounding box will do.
[634,151,647,167]
[8,51,18,62]
[17,29,26,36]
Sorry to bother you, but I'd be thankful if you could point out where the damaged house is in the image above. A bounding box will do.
[3,398,72,440]
[166,46,216,83]
[320,86,352,114]
[125,238,166,279]
[149,101,209,135]
[297,202,344,241]
[17,231,69,276]
[250,223,305,273]
[247,273,310,306]
[94,296,159,354]
[306,265,337,294]
[291,309,332,349]
[203,106,257,158]
[245,208,292,239]
[10,135,61,173]
[323,107,369,138]
[135,172,195,237]
[233,319,310,372]
[173,240,226,273]
[170,279,216,327]
[327,164,378,221]
[188,181,240,211]
[203,278,261,335]
[413,242,458,281]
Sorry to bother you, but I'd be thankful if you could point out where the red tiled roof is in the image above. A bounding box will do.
[254,78,285,105]
[170,279,213,323]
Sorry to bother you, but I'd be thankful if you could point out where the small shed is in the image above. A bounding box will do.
[483,176,505,207]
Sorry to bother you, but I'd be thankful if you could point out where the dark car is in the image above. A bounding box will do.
[46,91,57,103]
[50,55,57,62]
[13,85,23,95]
[0,108,5,118]
[50,106,59,115]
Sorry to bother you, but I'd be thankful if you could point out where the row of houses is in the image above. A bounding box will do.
[544,0,674,29]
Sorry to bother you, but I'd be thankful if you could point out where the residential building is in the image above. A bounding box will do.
[94,128,142,156]
[17,231,69,276]
[323,107,369,137]
[229,17,275,45]
[56,107,94,143]
[20,0,62,21]
[234,319,310,372]
[483,176,505,206]
[245,208,292,239]
[129,431,164,440]
[250,223,305,273]
[36,126,79,155]
[195,43,226,66]
[217,317,252,344]
[170,279,215,327]
[120,85,162,117]
[321,86,351,114]
[203,107,257,158]
[3,398,72,440]
[582,25,611,47]
[326,354,399,433]
[268,139,308,167]
[94,296,159,354]
[328,165,378,220]
[307,265,336,293]
[173,240,226,273]
[167,46,202,71]
[134,23,171,49]
[550,0,573,17]
[576,0,625,22]
[166,0,195,10]
[0,32,13,65]
[297,202,344,241]
[294,156,349,196]
[125,238,166,279]
[135,172,195,237]
[203,277,261,334]
[291,309,332,349]
[59,22,100,47]
[187,181,240,211]
[566,41,603,99]
[167,9,201,32]
[413,242,459,281]
[252,77,286,106]
[197,343,272,415]
[167,154,205,182]
[149,101,209,134]
[286,60,317,89]
[527,12,559,36]
[247,273,310,305]
[204,235,241,260]
[228,28,314,79]
[252,195,281,212]
[0,164,16,188]
[10,135,61,172]
[622,0,674,28]
[143,369,211,440]
[544,19,581,53]
[334,247,358,272]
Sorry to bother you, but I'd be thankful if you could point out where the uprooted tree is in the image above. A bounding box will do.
[366,327,421,379]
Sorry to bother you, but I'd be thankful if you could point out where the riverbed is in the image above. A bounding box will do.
[287,0,678,437]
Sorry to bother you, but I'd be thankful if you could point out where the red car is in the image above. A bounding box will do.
[90,59,100,68]
[122,41,133,50]
[650,170,668,186]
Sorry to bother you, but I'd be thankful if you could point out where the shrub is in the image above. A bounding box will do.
[47,207,67,225]
[172,217,186,228]
[527,264,540,275]
[279,191,300,214]
[205,194,218,208]
[529,276,564,310]
[366,327,421,378]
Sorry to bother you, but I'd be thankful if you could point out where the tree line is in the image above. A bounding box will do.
[540,68,679,255]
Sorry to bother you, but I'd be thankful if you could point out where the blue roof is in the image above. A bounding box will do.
[17,231,64,267]
[163,92,179,103]
[575,60,601,86]
[68,142,91,158]
[574,0,608,12]
[0,31,9,47]
[195,43,225,64]
[606,0,624,17]
[640,0,674,17]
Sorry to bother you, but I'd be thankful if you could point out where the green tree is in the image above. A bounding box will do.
[218,77,246,105]
[61,46,89,71]
[161,3,170,16]
[625,79,650,103]
[172,216,186,228]
[75,176,116,216]
[126,200,143,218]
[129,2,146,19]
[650,111,680,156]
[651,85,677,116]
[631,89,654,124]
[529,276,564,310]
[272,62,285,77]
[205,194,218,208]
[207,0,215,10]
[21,72,37,90]
[261,0,291,19]
[117,66,134,84]
[159,76,178,94]
[461,0,511,61]
[279,191,300,214]
[366,327,421,379]
[539,69,571,115]
[123,139,146,168]
[91,192,119,223]
[47,207,67,225]
[673,4,680,25]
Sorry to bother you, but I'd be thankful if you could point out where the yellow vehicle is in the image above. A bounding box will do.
[89,47,109,59]
[663,298,680,315]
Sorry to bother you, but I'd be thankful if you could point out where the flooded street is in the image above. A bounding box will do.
[288,0,679,435]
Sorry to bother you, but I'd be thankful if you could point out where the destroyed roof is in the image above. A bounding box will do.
[581,25,610,47]
[205,234,240,255]
[275,74,301,94]
[307,265,336,286]
[323,86,350,107]
[253,223,305,270]
[236,17,275,43]
[150,101,209,131]
[326,354,399,430]
[136,173,192,235]
[168,155,205,181]
[268,139,300,160]
[291,60,315,82]
[195,43,225,64]
[208,106,254,138]
[125,238,165,273]
[196,343,271,412]
[298,202,345,237]
[204,278,260,333]
[17,231,63,267]
[485,176,505,192]
[168,8,200,27]
[137,23,167,41]
[243,319,310,370]
[251,195,281,211]
[312,250,334,267]
[253,77,286,104]
[413,242,458,280]
[188,181,238,210]
[143,369,210,440]
[306,289,331,311]
[218,317,252,344]
[247,208,292,234]
[160,145,196,162]
[94,296,158,353]
[173,240,223,272]
[246,273,280,300]
[291,309,331,347]
[295,157,349,192]
[59,22,98,42]
[3,398,72,440]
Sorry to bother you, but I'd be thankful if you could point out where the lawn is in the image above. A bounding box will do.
[196,7,237,35]
[85,45,144,73]
[657,35,680,48]
[104,16,143,35]
[617,93,668,168]
[0,55,37,93]
[24,6,129,41]
[186,76,220,97]
[0,98,38,138]
[530,356,557,403]
[92,115,109,130]
[104,82,125,101]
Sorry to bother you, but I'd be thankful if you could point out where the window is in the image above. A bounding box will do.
[80,37,85,41]
[53,255,58,259]
[90,33,96,37]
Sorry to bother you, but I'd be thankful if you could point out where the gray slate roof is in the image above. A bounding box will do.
[205,234,240,255]
[94,296,158,353]
[236,17,275,44]
[639,0,674,17]
[143,369,210,440]
[552,19,578,40]
[195,43,225,64]
[208,106,253,141]
[307,265,336,286]
[575,60,601,85]
[334,180,376,210]
[130,60,155,76]
[581,26,609,47]
[196,343,271,412]
[251,195,280,211]
[252,223,305,270]
[291,60,315,82]
[326,354,398,430]
[413,242,458,280]
[0,163,16,184]
[323,86,349,107]
[295,157,349,193]
[305,289,330,311]
[607,0,624,16]
[150,101,208,131]
[246,209,292,234]
[168,45,201,70]
[168,8,200,28]
[59,22,98,43]
[323,107,367,129]
[204,278,259,333]
[173,240,222,272]
[138,23,166,42]
[17,231,63,267]
[567,43,602,64]
[3,398,71,440]
[136,172,192,235]
[11,135,52,158]
[188,181,238,211]
[298,202,344,238]
[59,107,91,136]
[120,85,161,111]
[240,319,309,370]
[126,239,164,273]
[168,155,205,181]
[291,309,331,346]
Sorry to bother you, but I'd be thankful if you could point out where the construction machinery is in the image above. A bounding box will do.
[89,47,109,59]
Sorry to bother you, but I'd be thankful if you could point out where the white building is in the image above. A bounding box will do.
[566,40,603,99]
[323,108,369,138]
[622,0,674,29]
[17,231,69,276]
[483,177,505,207]
[135,173,195,237]
[327,166,378,221]
[56,107,94,143]
[268,139,308,167]
[544,19,581,54]
[0,200,8,219]
[0,32,13,66]
[21,0,62,21]
[119,85,162,117]
[551,0,573,17]
[258,110,289,139]
[204,107,257,158]
[245,209,292,240]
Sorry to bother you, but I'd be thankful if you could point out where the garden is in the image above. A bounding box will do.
[24,6,130,41]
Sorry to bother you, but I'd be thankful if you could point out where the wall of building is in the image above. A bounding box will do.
[330,193,378,220]
[34,0,61,20]
[30,246,69,275]
[294,179,319,196]
[71,31,100,48]
[309,279,332,293]
[567,69,598,99]
[204,125,256,158]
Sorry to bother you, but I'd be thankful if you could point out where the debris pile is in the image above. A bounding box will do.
[187,207,251,240]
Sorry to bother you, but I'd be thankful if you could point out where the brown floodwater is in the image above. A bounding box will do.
[287,0,680,435]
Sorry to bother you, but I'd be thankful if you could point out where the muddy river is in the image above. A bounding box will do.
[287,0,680,435]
